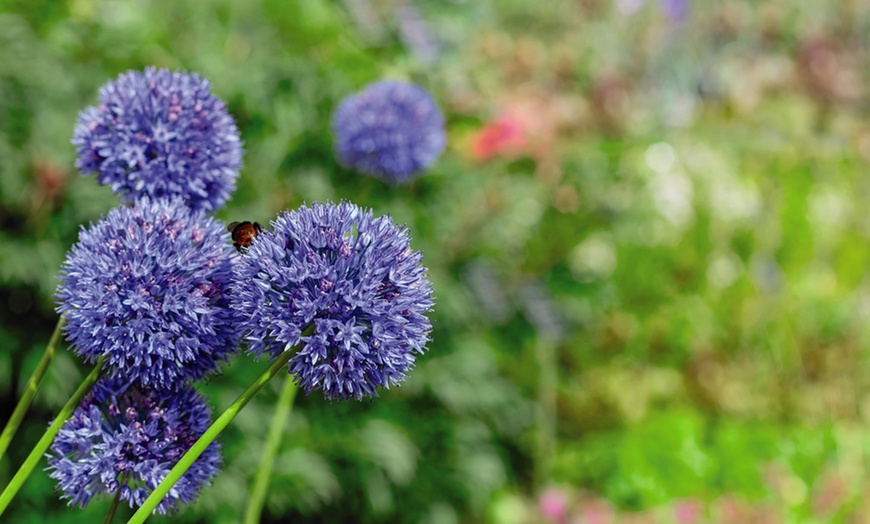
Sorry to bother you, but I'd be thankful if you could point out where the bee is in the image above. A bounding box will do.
[227,221,263,251]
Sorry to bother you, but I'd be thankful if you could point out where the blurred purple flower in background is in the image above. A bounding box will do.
[332,80,445,184]
[519,282,567,343]
[231,201,434,400]
[73,67,242,212]
[462,261,512,324]
[394,3,440,65]
[660,0,688,22]
[55,198,239,389]
[613,0,688,21]
[341,0,386,43]
[46,378,221,515]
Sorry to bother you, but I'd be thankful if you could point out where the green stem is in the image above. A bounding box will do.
[127,349,296,524]
[243,375,298,524]
[0,359,104,518]
[0,317,65,462]
[104,473,129,524]
[356,175,375,205]
[534,337,556,490]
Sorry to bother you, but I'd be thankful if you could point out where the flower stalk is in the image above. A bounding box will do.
[0,358,105,519]
[104,472,129,524]
[0,316,65,462]
[243,374,298,524]
[127,348,297,523]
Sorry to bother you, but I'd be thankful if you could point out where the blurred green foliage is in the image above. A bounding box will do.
[4,0,870,523]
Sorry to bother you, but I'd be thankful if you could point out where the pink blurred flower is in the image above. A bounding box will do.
[811,471,846,516]
[539,488,570,523]
[575,498,615,524]
[715,494,750,524]
[673,498,704,523]
[715,494,782,524]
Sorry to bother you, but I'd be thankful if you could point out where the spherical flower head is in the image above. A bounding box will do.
[331,80,445,184]
[73,67,243,212]
[46,378,221,515]
[55,197,239,389]
[232,202,434,400]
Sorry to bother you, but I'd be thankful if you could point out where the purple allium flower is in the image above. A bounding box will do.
[73,67,242,212]
[55,197,239,389]
[46,378,221,515]
[231,202,434,400]
[332,80,445,184]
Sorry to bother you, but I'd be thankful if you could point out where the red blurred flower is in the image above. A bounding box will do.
[471,114,527,162]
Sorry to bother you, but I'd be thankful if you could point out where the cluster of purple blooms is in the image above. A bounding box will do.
[55,197,239,389]
[48,68,438,514]
[47,378,221,515]
[73,68,242,212]
[232,202,434,400]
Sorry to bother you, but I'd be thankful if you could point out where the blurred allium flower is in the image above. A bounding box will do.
[73,67,242,212]
[394,3,440,65]
[660,0,688,22]
[341,0,386,43]
[55,197,239,389]
[232,201,434,400]
[332,80,445,184]
[519,282,567,343]
[46,378,221,514]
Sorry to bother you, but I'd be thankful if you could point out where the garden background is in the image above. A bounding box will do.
[3,0,870,522]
